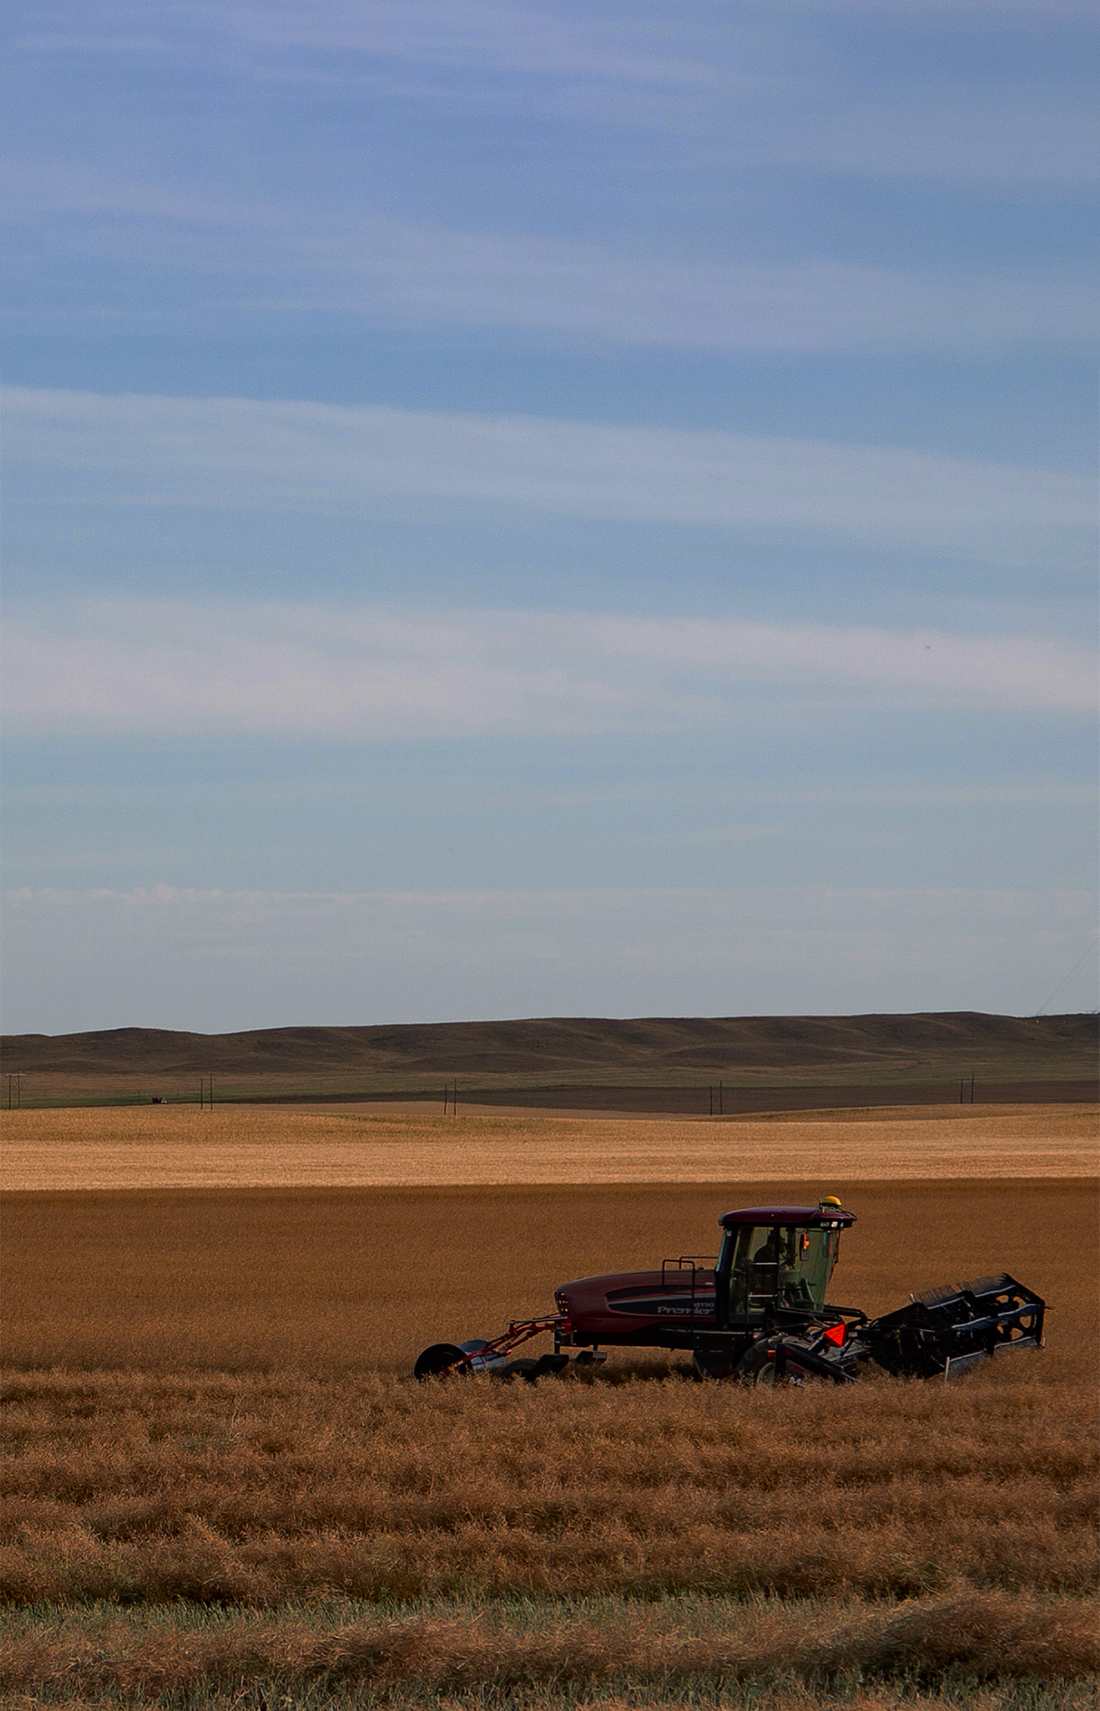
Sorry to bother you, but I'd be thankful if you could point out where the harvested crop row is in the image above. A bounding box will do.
[3,1367,1096,1605]
[2,1590,1097,1699]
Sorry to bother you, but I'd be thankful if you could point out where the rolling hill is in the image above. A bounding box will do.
[1,1012,1095,1108]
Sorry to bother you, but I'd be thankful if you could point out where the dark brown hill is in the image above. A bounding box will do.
[3,1012,1095,1086]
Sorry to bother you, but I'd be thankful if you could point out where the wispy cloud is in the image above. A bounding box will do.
[7,882,1092,913]
[746,88,1099,189]
[765,0,1094,20]
[5,388,1090,571]
[11,2,1095,186]
[3,600,1093,740]
[4,880,1094,1032]
[18,0,1094,65]
[13,1,733,88]
[3,162,1094,349]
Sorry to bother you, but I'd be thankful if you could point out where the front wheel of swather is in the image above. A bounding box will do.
[741,1337,829,1386]
[413,1342,467,1380]
[499,1358,541,1383]
[737,1339,792,1386]
[692,1348,734,1380]
[753,1356,793,1388]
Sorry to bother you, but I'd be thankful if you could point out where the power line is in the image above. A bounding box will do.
[1033,932,1100,1017]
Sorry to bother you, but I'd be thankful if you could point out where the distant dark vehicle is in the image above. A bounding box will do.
[414,1198,1045,1385]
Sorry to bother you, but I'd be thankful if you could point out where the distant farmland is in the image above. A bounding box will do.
[1,1099,1094,1191]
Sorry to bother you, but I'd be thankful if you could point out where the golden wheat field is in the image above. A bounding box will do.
[2,1177,1095,1373]
[3,1103,1098,1710]
[1,1101,1094,1190]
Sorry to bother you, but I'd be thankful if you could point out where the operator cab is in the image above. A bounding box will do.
[717,1201,855,1326]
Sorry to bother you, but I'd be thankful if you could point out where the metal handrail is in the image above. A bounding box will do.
[659,1255,717,1318]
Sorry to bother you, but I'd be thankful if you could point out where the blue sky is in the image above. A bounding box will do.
[2,0,1097,1032]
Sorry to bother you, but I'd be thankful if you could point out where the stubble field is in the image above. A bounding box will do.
[2,1103,1097,1710]
[1,1100,1094,1190]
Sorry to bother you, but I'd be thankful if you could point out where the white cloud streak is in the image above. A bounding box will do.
[3,600,1093,739]
[6,882,1092,914]
[748,90,1098,189]
[19,0,1095,68]
[10,2,1096,188]
[14,1,731,88]
[4,387,1090,571]
[3,165,1094,348]
[4,881,1095,1033]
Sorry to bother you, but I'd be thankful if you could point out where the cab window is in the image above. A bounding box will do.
[724,1223,839,1321]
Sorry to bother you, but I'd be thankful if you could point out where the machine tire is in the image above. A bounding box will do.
[737,1339,797,1386]
[754,1357,794,1387]
[742,1337,840,1386]
[413,1343,467,1380]
[500,1358,541,1383]
[692,1348,734,1381]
